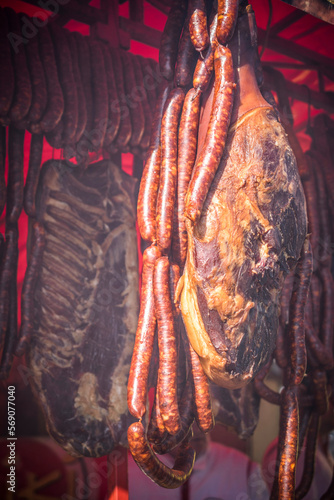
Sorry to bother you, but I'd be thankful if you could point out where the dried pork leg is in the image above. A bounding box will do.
[181,107,307,389]
[28,159,139,457]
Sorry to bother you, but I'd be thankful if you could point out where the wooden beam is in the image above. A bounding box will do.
[270,10,306,36]
[263,68,334,113]
[119,17,161,48]
[291,21,323,41]
[92,0,130,49]
[262,62,318,70]
[258,28,334,81]
[146,0,171,15]
[130,0,144,23]
[294,119,310,133]
[53,0,92,27]
[22,0,104,24]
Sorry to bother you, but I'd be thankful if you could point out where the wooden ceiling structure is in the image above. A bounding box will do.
[12,0,334,150]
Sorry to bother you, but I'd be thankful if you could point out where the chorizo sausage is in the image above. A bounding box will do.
[128,421,195,489]
[217,0,239,45]
[276,387,299,500]
[287,238,312,386]
[193,12,218,92]
[175,5,198,88]
[189,342,214,432]
[154,256,180,435]
[185,44,235,222]
[312,369,329,416]
[152,375,194,455]
[147,376,168,445]
[173,88,201,267]
[156,88,185,252]
[300,155,320,272]
[189,0,210,52]
[128,244,161,419]
[137,81,171,242]
[305,321,333,369]
[159,0,187,81]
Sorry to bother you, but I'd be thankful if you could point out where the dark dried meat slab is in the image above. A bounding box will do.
[27,159,139,457]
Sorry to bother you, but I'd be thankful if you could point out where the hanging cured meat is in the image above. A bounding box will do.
[128,3,315,495]
[22,159,139,457]
[180,104,308,389]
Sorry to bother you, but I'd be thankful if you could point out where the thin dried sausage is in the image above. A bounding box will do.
[128,245,161,419]
[193,13,218,92]
[68,33,87,144]
[189,0,210,52]
[49,24,78,145]
[173,88,200,267]
[217,0,239,45]
[156,88,185,252]
[5,8,32,123]
[0,226,18,354]
[6,126,25,225]
[159,0,187,81]
[175,6,198,88]
[154,256,180,435]
[137,81,171,242]
[0,8,14,118]
[23,15,47,125]
[287,238,312,386]
[186,44,235,222]
[0,126,6,216]
[128,421,195,489]
[24,134,43,218]
[124,52,145,148]
[32,24,64,134]
[101,44,121,148]
[112,48,132,150]
[16,222,45,356]
[89,40,108,151]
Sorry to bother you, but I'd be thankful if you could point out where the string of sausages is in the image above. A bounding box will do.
[133,0,334,494]
[254,69,334,499]
[0,6,161,378]
[130,0,238,488]
[0,7,159,162]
